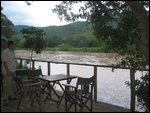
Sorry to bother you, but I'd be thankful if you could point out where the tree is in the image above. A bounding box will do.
[64,33,95,47]
[126,1,149,64]
[52,1,149,111]
[21,27,45,69]
[1,7,15,49]
[45,35,62,47]
[52,1,149,64]
[135,73,149,112]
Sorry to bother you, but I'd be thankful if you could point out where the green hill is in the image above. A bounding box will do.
[13,21,93,38]
[12,21,97,48]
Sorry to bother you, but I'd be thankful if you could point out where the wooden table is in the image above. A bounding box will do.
[38,74,77,107]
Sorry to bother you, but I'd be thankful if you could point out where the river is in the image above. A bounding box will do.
[15,50,146,111]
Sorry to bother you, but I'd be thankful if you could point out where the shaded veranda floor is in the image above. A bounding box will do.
[1,90,130,112]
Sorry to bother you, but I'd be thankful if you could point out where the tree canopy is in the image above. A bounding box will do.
[52,1,149,64]
[1,7,15,39]
[53,2,149,110]
[1,7,16,50]
[21,27,45,54]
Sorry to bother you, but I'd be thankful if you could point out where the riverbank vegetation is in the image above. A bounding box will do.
[16,46,113,53]
[12,21,115,53]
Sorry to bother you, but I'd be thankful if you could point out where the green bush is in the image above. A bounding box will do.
[135,73,149,112]
[126,72,149,112]
[57,43,73,51]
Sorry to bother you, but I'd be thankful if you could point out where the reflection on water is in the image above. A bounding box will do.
[16,50,147,111]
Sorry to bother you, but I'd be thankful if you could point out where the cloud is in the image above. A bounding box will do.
[1,1,73,27]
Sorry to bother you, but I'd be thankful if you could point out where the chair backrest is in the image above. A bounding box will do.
[27,69,42,81]
[15,69,29,88]
[15,69,28,79]
[76,75,95,94]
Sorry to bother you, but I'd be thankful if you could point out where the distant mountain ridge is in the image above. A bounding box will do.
[13,21,93,38]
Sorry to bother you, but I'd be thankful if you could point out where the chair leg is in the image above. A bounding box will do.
[79,96,93,112]
[79,96,83,112]
[65,93,75,112]
[37,91,42,111]
[30,92,34,107]
[91,96,93,112]
[75,96,77,112]
[31,97,34,107]
[65,92,68,112]
[17,93,24,110]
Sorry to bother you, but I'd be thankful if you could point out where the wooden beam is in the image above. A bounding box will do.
[130,69,135,112]
[48,62,50,76]
[67,63,70,84]
[94,66,97,102]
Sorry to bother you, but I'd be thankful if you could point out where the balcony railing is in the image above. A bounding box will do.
[16,57,149,112]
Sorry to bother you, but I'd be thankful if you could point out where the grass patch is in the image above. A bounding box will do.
[44,47,113,53]
[16,46,114,53]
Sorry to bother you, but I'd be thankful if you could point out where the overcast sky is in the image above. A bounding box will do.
[1,1,84,27]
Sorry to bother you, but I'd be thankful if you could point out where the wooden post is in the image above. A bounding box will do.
[32,60,35,70]
[94,66,97,102]
[67,63,70,75]
[130,69,135,112]
[48,62,50,76]
[20,59,22,68]
[67,63,70,84]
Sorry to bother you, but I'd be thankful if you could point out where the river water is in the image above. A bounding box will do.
[15,50,146,111]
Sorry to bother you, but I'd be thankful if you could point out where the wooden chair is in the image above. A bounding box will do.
[63,75,95,112]
[27,69,48,96]
[27,69,42,80]
[15,69,43,111]
[15,69,29,93]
